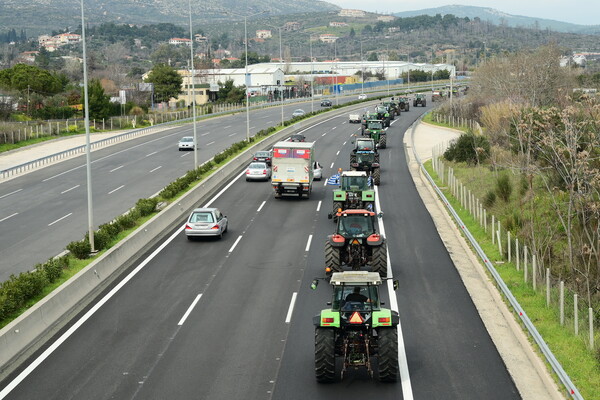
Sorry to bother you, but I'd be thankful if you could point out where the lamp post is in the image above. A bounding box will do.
[188,0,198,168]
[360,40,364,94]
[334,40,338,106]
[310,36,314,113]
[80,0,95,252]
[386,44,390,96]
[278,26,283,126]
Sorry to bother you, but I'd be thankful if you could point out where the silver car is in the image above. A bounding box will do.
[292,109,305,117]
[246,162,271,181]
[313,161,323,180]
[185,208,228,239]
[178,136,196,151]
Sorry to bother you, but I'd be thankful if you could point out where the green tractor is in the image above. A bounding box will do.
[350,148,380,185]
[330,171,375,222]
[396,96,410,111]
[382,101,400,117]
[363,119,387,149]
[375,106,391,127]
[325,209,387,276]
[312,271,400,383]
[413,93,427,107]
[360,111,378,135]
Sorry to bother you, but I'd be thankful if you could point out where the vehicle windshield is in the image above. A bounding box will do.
[356,153,375,164]
[356,140,374,151]
[332,284,380,311]
[249,162,267,169]
[367,121,383,130]
[337,214,374,238]
[190,212,214,223]
[341,176,369,190]
[180,137,193,142]
[255,151,269,157]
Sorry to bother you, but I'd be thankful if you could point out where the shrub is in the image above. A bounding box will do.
[483,190,497,208]
[443,132,490,165]
[88,229,111,251]
[40,256,68,283]
[496,173,513,202]
[67,239,91,259]
[18,270,47,299]
[98,221,122,238]
[116,213,137,229]
[135,198,158,217]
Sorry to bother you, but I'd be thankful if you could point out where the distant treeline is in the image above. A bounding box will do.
[74,23,187,44]
[0,29,27,44]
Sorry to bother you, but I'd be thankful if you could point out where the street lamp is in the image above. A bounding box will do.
[334,40,338,106]
[80,0,95,252]
[386,44,390,96]
[360,40,364,94]
[264,23,285,127]
[310,36,314,113]
[188,0,198,168]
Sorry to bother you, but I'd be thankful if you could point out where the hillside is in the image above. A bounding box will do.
[0,0,340,36]
[393,5,600,35]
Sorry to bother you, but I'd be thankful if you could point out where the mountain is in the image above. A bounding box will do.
[0,0,340,36]
[393,5,600,35]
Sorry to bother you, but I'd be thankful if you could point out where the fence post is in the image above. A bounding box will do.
[590,308,594,349]
[507,231,511,262]
[574,294,578,335]
[546,268,550,306]
[497,223,502,256]
[532,254,537,291]
[492,215,495,244]
[524,245,528,283]
[516,238,520,271]
[560,281,564,325]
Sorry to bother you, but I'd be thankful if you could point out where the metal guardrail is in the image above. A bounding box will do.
[409,114,582,400]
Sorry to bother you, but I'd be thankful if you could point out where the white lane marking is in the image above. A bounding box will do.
[229,235,242,253]
[224,125,232,129]
[146,151,157,157]
[206,141,215,146]
[322,132,327,137]
[180,152,190,158]
[61,185,80,194]
[323,180,328,187]
[48,213,72,226]
[228,133,237,137]
[374,185,414,400]
[285,292,298,324]
[257,201,266,212]
[201,132,210,136]
[0,189,23,199]
[0,167,243,398]
[305,234,313,252]
[178,294,203,326]
[266,121,273,124]
[149,166,162,173]
[316,201,322,212]
[250,126,256,129]
[110,165,124,173]
[343,141,347,146]
[0,224,184,399]
[330,162,334,169]
[108,185,125,195]
[331,126,337,130]
[0,213,18,223]
[336,151,340,156]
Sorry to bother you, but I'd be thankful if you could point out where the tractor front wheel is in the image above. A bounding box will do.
[373,168,381,186]
[379,136,387,149]
[315,328,336,383]
[371,241,387,278]
[325,241,342,272]
[377,328,399,382]
[332,201,343,223]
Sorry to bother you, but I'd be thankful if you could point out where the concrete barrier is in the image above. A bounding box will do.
[0,105,360,380]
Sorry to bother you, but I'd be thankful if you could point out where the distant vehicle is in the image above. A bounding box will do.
[358,93,367,100]
[289,134,306,142]
[321,99,333,107]
[313,161,323,181]
[178,136,196,151]
[185,207,228,239]
[348,113,361,123]
[246,162,271,181]
[271,141,316,198]
[292,109,306,117]
[253,150,272,166]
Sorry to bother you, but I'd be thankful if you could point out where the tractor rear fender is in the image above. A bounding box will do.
[328,234,346,247]
[314,309,341,327]
[333,190,347,201]
[366,234,384,246]
[372,309,399,327]
[361,190,375,202]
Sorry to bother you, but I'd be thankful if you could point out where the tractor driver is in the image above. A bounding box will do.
[345,286,369,303]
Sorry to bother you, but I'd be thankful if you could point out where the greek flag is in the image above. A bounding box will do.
[327,174,340,185]
[367,176,373,186]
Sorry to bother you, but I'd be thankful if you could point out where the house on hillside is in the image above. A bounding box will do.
[319,34,339,43]
[338,9,365,18]
[283,22,301,31]
[169,38,192,46]
[256,30,272,39]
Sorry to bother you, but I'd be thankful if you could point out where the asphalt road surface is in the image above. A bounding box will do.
[0,103,520,400]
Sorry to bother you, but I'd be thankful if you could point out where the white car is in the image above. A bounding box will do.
[358,94,367,100]
[178,136,196,151]
[313,161,323,181]
[246,162,272,181]
[185,207,228,239]
[292,109,306,118]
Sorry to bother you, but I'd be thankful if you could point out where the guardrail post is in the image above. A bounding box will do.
[589,308,594,349]
[532,254,537,291]
[546,268,550,306]
[574,294,578,335]
[560,280,564,325]
[524,245,528,282]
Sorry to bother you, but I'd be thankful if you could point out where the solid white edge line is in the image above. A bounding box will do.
[204,170,245,208]
[316,201,322,212]
[0,224,185,399]
[305,234,313,252]
[257,200,266,212]
[0,212,18,223]
[60,185,80,194]
[178,294,203,326]
[375,185,414,400]
[108,185,125,195]
[285,292,298,323]
[228,235,242,253]
[149,166,162,173]
[47,212,72,227]
[0,188,23,199]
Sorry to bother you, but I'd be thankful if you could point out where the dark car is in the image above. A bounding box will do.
[253,150,272,166]
[289,134,306,142]
[321,99,333,107]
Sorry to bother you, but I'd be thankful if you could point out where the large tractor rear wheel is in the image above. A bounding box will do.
[377,328,399,382]
[379,136,387,149]
[350,154,357,164]
[373,168,381,186]
[371,241,387,278]
[325,241,342,272]
[315,328,336,383]
[332,201,343,223]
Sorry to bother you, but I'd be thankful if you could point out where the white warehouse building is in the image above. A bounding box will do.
[198,66,285,88]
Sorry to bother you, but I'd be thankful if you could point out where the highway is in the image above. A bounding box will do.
[0,96,366,280]
[0,103,520,399]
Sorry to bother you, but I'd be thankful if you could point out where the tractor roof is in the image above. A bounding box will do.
[340,171,368,177]
[330,271,382,285]
[337,209,375,217]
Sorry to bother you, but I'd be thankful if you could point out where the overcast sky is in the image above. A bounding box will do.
[324,1,599,26]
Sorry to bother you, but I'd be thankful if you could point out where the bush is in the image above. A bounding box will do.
[483,190,497,208]
[116,213,137,229]
[444,133,490,165]
[18,270,47,299]
[40,256,68,283]
[67,239,91,259]
[135,198,158,217]
[496,173,513,202]
[98,221,122,238]
[88,229,111,251]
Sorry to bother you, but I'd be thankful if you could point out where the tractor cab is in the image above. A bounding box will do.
[339,171,370,192]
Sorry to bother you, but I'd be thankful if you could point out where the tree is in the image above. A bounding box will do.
[367,52,378,61]
[217,79,245,104]
[362,25,373,35]
[85,79,113,119]
[144,64,183,103]
[0,64,63,95]
[349,28,356,38]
